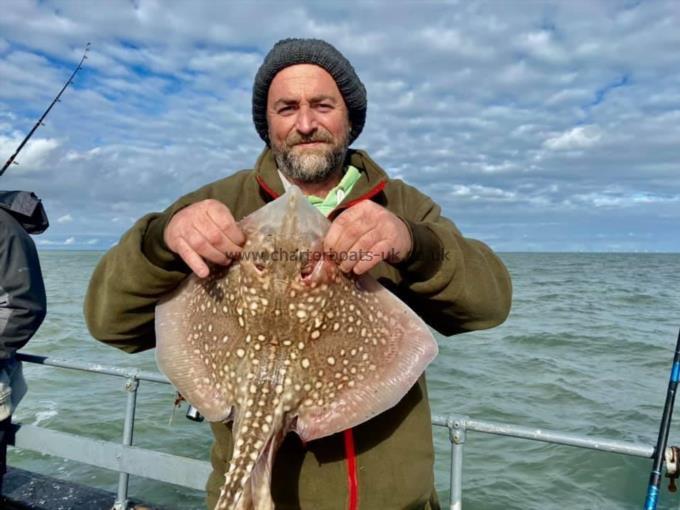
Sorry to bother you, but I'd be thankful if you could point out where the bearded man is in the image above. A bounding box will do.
[85,38,512,510]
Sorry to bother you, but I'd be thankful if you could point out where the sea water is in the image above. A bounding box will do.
[9,251,680,509]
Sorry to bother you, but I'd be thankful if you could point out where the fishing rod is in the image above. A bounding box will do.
[0,42,91,177]
[643,328,680,510]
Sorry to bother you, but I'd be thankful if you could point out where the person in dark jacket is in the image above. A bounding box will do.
[85,39,512,509]
[0,191,48,495]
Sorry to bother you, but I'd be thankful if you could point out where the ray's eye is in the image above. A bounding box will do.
[255,261,266,273]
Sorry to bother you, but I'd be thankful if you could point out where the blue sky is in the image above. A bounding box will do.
[1,0,679,252]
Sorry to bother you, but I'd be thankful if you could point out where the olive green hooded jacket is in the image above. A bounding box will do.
[84,148,512,510]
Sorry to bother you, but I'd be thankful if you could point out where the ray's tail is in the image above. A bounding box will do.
[215,409,285,510]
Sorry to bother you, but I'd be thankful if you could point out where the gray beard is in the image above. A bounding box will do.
[273,144,347,184]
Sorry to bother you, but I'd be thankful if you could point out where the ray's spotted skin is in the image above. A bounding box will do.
[155,187,438,510]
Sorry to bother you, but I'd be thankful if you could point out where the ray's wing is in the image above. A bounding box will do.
[155,266,243,422]
[293,274,438,442]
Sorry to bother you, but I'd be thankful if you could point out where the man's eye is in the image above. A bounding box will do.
[317,104,333,111]
[278,106,294,114]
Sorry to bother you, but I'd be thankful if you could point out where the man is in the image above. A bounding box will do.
[0,191,48,496]
[85,38,512,509]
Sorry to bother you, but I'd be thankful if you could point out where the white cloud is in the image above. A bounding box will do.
[450,184,516,201]
[187,51,260,75]
[543,126,603,151]
[517,30,568,64]
[0,0,678,252]
[418,27,492,59]
[36,237,76,246]
[57,214,73,223]
[64,147,101,162]
[545,88,591,106]
[571,191,680,208]
[0,135,60,172]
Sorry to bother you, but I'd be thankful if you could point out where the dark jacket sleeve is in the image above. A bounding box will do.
[83,174,249,354]
[380,182,512,336]
[83,212,190,354]
[0,210,47,360]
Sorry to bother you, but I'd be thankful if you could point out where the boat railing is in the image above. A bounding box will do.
[9,353,661,510]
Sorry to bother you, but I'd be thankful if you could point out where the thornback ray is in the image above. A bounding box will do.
[155,185,438,510]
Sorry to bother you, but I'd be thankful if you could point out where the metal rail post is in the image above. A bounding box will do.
[113,376,139,510]
[449,417,467,510]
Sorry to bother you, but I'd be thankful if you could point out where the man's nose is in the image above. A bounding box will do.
[295,106,317,135]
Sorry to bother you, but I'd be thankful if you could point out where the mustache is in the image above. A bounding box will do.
[286,130,334,146]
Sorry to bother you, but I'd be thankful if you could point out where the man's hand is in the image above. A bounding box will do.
[164,199,245,278]
[324,201,412,275]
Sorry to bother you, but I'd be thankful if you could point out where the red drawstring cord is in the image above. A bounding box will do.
[344,428,359,510]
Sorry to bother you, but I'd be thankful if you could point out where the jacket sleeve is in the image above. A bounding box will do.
[391,189,512,336]
[0,213,47,360]
[83,209,190,354]
[83,172,257,354]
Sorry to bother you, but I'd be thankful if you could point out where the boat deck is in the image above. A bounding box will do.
[3,467,160,509]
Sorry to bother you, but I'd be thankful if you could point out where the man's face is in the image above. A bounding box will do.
[267,64,351,184]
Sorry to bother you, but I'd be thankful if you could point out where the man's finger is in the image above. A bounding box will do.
[187,226,233,266]
[218,238,243,263]
[326,216,376,261]
[175,237,210,278]
[194,221,242,262]
[336,223,381,269]
[324,204,366,252]
[206,203,245,246]
[191,210,240,260]
[352,240,391,275]
[336,236,369,273]
[336,228,383,273]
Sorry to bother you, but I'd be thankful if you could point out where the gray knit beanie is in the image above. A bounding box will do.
[252,38,367,146]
